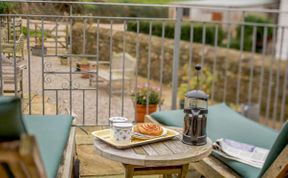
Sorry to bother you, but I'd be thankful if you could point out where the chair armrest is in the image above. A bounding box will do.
[0,135,47,178]
[262,145,288,178]
[19,135,47,178]
[58,127,76,178]
[190,156,241,178]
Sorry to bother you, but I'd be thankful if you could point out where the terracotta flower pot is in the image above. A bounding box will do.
[79,64,90,79]
[135,104,157,123]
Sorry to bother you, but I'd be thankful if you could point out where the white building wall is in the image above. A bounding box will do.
[276,0,288,59]
[189,9,211,21]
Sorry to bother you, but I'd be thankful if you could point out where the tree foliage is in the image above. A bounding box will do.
[230,15,273,53]
[128,21,225,46]
[0,2,13,14]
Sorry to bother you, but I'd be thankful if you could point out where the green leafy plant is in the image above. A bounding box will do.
[178,66,214,101]
[109,0,172,3]
[22,26,49,47]
[0,2,14,14]
[131,84,162,105]
[230,15,273,53]
[77,0,168,19]
[127,21,224,46]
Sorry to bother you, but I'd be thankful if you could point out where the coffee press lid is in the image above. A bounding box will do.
[185,90,208,100]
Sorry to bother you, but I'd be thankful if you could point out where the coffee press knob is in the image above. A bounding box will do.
[195,64,201,71]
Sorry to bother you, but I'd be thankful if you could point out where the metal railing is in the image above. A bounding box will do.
[0,1,287,129]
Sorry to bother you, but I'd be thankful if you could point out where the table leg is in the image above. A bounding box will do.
[178,164,189,178]
[124,164,135,178]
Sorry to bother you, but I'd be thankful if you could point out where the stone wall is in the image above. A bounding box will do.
[72,22,288,121]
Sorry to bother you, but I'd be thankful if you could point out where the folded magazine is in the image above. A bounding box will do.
[213,138,269,168]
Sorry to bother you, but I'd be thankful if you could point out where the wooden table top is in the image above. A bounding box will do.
[93,127,212,167]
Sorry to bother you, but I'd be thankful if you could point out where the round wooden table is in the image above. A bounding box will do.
[93,128,212,178]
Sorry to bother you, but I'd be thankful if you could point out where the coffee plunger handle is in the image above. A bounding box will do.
[195,64,202,90]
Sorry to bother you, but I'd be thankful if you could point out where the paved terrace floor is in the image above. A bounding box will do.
[75,126,202,178]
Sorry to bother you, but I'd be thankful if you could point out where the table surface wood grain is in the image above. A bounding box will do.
[93,127,212,167]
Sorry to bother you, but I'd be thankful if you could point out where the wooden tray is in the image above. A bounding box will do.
[91,128,179,149]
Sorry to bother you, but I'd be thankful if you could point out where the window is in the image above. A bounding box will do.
[183,8,190,17]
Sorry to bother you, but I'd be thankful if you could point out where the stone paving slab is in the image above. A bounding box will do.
[75,127,201,178]
[76,126,162,178]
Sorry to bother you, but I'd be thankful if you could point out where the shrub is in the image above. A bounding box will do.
[76,5,168,19]
[178,65,214,101]
[131,84,162,105]
[22,26,50,46]
[230,15,273,53]
[127,21,225,46]
[22,26,43,38]
[0,2,13,14]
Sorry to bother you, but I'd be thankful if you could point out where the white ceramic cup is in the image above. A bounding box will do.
[112,123,133,144]
[109,117,128,135]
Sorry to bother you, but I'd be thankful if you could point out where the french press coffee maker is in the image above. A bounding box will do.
[182,64,208,146]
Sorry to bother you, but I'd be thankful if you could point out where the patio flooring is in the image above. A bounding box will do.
[75,126,201,178]
[76,126,159,178]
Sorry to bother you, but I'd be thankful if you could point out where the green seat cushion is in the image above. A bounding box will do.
[0,96,27,141]
[23,115,73,178]
[151,103,278,178]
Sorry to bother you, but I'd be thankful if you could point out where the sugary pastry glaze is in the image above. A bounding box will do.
[134,123,163,136]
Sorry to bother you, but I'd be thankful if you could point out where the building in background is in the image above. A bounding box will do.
[169,0,276,23]
[276,0,288,59]
[170,0,288,60]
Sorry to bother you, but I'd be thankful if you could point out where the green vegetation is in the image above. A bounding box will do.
[131,84,162,105]
[128,21,225,46]
[79,0,171,18]
[22,26,50,46]
[77,0,169,18]
[0,2,14,14]
[230,15,273,53]
[128,15,273,51]
[108,0,172,4]
[178,66,214,101]
[81,0,172,4]
[22,26,50,39]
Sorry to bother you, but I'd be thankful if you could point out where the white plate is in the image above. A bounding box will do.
[132,127,168,140]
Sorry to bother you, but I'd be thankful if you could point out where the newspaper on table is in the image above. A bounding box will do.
[213,138,269,168]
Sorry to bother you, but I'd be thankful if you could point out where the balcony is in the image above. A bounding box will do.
[0,1,287,178]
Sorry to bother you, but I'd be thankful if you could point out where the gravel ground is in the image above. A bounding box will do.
[20,55,137,125]
[7,20,171,125]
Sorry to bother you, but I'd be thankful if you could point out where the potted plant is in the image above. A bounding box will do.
[25,25,48,56]
[178,66,214,109]
[131,84,162,123]
[79,58,90,79]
